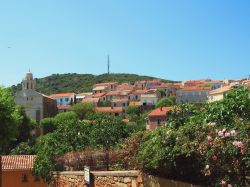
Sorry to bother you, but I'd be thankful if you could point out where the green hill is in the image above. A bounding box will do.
[11,73,175,95]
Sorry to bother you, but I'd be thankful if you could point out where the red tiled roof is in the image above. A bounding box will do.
[148,107,174,117]
[49,93,74,98]
[95,107,123,114]
[209,85,232,95]
[177,86,212,92]
[57,105,70,110]
[93,93,106,98]
[132,89,148,94]
[106,91,120,96]
[2,155,36,170]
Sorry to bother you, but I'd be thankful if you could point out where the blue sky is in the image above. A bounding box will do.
[0,0,249,86]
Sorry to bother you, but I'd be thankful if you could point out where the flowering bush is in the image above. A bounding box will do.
[135,87,250,186]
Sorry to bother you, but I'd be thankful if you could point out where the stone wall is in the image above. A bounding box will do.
[51,170,143,187]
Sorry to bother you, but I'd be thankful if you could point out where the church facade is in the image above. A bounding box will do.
[15,71,58,121]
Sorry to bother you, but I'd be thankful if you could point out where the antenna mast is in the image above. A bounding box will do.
[107,55,110,75]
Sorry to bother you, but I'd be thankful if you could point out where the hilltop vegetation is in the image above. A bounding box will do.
[11,73,175,95]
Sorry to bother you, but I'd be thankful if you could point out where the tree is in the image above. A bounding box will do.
[69,102,94,120]
[15,106,36,143]
[87,113,130,149]
[40,117,56,134]
[0,87,21,153]
[157,88,166,97]
[156,96,176,108]
[137,87,250,186]
[33,113,91,182]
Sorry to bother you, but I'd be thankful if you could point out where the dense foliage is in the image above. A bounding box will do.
[33,112,131,182]
[11,73,174,95]
[156,96,176,108]
[121,87,250,186]
[0,86,37,154]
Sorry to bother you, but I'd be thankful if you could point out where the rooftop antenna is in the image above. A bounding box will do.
[107,54,110,75]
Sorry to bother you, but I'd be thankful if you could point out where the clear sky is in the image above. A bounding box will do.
[0,0,249,86]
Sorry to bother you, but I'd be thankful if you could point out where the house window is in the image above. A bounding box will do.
[114,103,117,107]
[27,97,29,101]
[31,97,33,101]
[123,103,126,107]
[21,174,28,182]
[65,98,69,102]
[60,98,63,103]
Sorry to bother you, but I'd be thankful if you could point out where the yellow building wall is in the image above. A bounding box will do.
[208,93,224,102]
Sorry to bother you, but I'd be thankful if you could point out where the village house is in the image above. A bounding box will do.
[176,87,211,103]
[75,92,92,103]
[95,106,124,116]
[111,98,129,107]
[82,97,100,107]
[140,93,159,106]
[15,71,57,121]
[1,155,47,187]
[105,90,121,101]
[128,89,148,101]
[152,83,181,97]
[146,106,174,131]
[92,82,118,94]
[182,79,223,90]
[208,85,233,102]
[134,80,161,90]
[49,93,76,113]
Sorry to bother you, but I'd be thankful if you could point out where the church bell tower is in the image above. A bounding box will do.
[22,69,36,90]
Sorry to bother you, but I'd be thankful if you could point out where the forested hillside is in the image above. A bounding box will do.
[11,73,175,95]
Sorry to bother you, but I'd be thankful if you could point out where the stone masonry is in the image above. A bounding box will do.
[51,170,143,187]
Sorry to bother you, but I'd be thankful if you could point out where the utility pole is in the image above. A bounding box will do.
[107,55,110,75]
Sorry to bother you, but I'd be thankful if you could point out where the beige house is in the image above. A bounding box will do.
[208,85,232,102]
[15,71,57,121]
[93,82,118,94]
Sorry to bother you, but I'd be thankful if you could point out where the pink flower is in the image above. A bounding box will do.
[228,184,232,187]
[230,130,237,137]
[207,136,213,142]
[212,155,217,161]
[233,141,243,148]
[221,180,227,185]
[241,149,246,155]
[225,132,230,137]
[207,122,216,126]
[218,131,224,137]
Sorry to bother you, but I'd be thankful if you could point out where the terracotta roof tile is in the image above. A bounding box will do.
[148,107,174,117]
[177,86,212,92]
[209,85,232,95]
[95,107,123,114]
[132,90,148,94]
[106,91,120,96]
[93,93,106,98]
[57,105,70,110]
[49,93,75,98]
[2,155,36,170]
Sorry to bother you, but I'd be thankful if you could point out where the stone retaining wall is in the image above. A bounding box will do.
[51,170,143,187]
